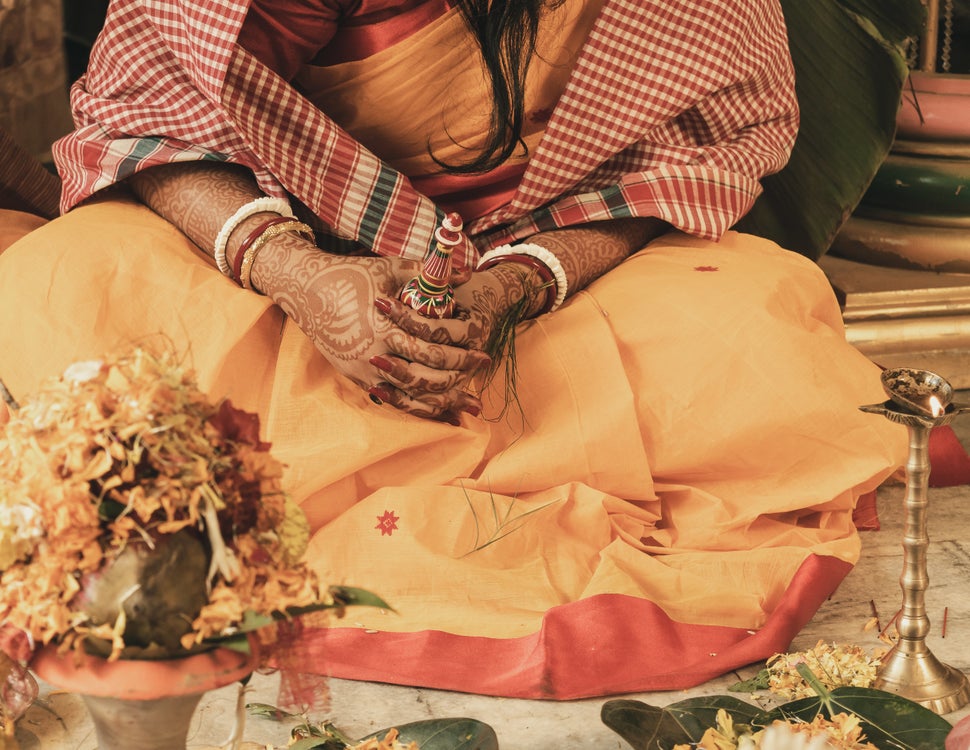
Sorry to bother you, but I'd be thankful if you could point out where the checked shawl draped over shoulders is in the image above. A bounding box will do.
[53,0,799,268]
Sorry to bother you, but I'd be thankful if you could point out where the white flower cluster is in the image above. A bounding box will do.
[0,496,43,569]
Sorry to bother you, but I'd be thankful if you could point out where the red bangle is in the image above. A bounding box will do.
[230,216,296,284]
[478,253,558,315]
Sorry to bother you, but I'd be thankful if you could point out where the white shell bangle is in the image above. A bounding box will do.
[477,242,568,311]
[213,196,295,276]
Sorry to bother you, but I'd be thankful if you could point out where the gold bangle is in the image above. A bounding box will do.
[239,221,315,293]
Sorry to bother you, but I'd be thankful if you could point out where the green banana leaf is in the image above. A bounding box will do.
[231,585,394,635]
[767,687,953,750]
[601,688,951,750]
[288,718,500,750]
[736,0,925,260]
[601,696,764,749]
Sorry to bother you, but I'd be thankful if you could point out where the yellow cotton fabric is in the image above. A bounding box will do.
[294,0,604,176]
[0,198,905,640]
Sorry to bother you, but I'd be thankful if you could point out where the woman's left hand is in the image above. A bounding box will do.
[254,245,490,423]
[373,262,547,415]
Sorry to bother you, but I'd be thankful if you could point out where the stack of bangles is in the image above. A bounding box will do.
[477,243,568,316]
[213,197,316,292]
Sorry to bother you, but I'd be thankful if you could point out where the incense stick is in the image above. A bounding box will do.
[0,376,18,410]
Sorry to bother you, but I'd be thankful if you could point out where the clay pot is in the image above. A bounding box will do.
[30,642,258,750]
[74,528,211,658]
[897,71,970,143]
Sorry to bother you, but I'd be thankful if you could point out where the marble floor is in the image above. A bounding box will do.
[12,416,970,749]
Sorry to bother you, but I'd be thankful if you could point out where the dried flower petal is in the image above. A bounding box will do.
[765,641,881,700]
[0,346,326,661]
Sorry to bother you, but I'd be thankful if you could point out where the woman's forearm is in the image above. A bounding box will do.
[128,162,665,324]
[126,162,276,267]
[526,217,668,300]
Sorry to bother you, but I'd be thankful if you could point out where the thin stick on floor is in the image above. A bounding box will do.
[0,376,18,410]
[878,607,901,642]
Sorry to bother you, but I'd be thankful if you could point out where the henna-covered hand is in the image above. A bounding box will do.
[251,235,489,422]
[376,262,547,398]
[126,160,665,423]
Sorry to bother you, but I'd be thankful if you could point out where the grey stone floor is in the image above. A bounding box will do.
[13,413,970,748]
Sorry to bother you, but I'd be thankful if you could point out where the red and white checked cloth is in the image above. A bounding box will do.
[52,0,798,269]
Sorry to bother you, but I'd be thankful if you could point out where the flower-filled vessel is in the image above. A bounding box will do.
[0,346,386,748]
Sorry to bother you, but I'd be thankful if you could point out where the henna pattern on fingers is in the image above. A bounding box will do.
[369,354,465,393]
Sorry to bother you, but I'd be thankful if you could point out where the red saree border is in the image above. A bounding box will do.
[294,554,852,700]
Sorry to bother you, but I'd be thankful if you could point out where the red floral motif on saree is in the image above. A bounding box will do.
[376,510,400,536]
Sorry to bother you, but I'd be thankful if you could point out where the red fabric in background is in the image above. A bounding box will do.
[853,491,881,531]
[854,424,970,533]
[929,425,970,487]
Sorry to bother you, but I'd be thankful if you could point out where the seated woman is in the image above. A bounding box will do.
[0,0,904,699]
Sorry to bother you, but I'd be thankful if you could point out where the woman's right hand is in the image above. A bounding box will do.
[250,234,487,422]
[125,164,488,422]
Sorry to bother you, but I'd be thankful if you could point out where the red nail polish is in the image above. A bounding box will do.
[462,404,481,418]
[369,355,394,373]
[368,386,391,404]
[374,298,392,314]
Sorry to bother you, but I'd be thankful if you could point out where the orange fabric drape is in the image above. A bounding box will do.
[0,198,906,697]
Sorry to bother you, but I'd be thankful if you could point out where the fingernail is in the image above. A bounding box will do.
[374,298,392,314]
[368,386,391,405]
[443,415,461,427]
[369,355,394,373]
[461,404,481,418]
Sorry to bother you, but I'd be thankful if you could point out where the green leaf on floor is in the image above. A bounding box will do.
[601,681,952,750]
[355,718,500,750]
[288,738,345,750]
[265,717,499,750]
[766,686,953,750]
[728,668,770,693]
[601,695,765,748]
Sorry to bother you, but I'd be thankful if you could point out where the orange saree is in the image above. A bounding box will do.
[0,197,905,698]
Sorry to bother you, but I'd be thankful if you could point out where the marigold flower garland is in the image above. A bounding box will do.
[668,641,889,750]
[0,346,328,661]
[764,641,883,701]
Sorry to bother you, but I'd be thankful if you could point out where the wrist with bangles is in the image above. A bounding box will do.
[215,197,315,293]
[477,242,568,316]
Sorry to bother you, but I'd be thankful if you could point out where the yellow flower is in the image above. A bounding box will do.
[766,641,881,700]
[673,709,759,750]
[0,346,325,660]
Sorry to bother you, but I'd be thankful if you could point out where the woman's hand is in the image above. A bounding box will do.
[125,162,497,422]
[374,260,548,396]
[251,234,489,422]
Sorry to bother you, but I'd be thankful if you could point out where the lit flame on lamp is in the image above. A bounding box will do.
[930,395,944,418]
